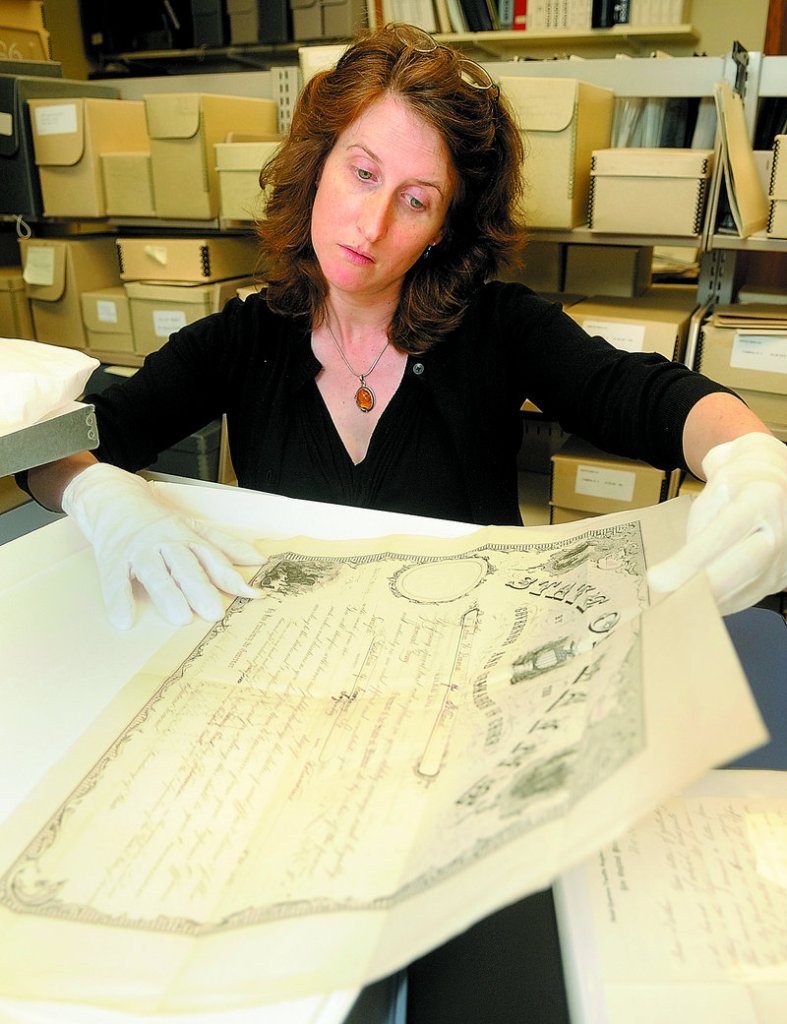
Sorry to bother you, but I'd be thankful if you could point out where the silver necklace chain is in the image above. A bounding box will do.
[324,318,389,384]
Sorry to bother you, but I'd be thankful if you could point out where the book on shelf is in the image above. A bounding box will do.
[498,0,514,29]
[512,0,528,30]
[629,0,688,26]
[592,0,629,27]
[458,0,494,31]
[445,0,470,30]
[526,0,592,30]
[382,0,437,31]
[434,0,453,31]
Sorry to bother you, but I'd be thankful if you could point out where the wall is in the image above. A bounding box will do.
[42,1,90,80]
[689,0,769,57]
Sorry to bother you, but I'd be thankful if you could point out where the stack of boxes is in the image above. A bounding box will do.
[548,285,697,524]
[497,75,706,524]
[115,234,257,362]
[1,68,278,362]
[696,304,787,443]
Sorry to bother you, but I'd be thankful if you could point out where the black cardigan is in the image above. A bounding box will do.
[73,282,729,526]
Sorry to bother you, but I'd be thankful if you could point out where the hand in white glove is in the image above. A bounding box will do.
[62,463,265,629]
[648,433,787,616]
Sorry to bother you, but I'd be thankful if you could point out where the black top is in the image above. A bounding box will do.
[75,281,730,527]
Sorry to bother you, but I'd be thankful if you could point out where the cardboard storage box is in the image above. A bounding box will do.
[19,235,122,350]
[216,140,281,221]
[28,97,149,218]
[768,138,787,238]
[567,285,698,362]
[549,506,598,525]
[679,472,704,498]
[80,286,134,357]
[144,93,279,219]
[289,0,366,41]
[563,244,652,298]
[125,277,252,355]
[588,148,714,237]
[0,0,50,60]
[498,241,564,294]
[228,0,291,43]
[550,436,680,519]
[768,200,787,239]
[0,75,119,218]
[116,235,257,284]
[101,152,157,218]
[770,134,787,198]
[697,321,787,437]
[0,266,35,340]
[499,77,614,229]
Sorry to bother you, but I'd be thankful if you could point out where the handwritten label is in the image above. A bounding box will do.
[34,103,78,136]
[582,319,647,354]
[22,246,55,287]
[153,309,187,338]
[575,464,636,503]
[730,332,787,375]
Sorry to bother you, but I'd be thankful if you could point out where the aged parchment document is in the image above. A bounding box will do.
[556,770,787,1024]
[0,500,767,1014]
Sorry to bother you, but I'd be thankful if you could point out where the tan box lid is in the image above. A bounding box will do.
[28,97,147,168]
[499,78,601,131]
[145,93,277,140]
[116,236,256,283]
[124,280,232,304]
[81,286,131,334]
[215,140,281,171]
[591,148,714,178]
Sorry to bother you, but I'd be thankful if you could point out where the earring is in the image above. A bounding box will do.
[423,244,433,259]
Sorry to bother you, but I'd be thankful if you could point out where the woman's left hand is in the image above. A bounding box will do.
[648,432,787,616]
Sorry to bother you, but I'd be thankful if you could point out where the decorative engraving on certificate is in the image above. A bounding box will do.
[0,522,648,935]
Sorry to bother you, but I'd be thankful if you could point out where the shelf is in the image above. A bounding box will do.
[99,25,699,67]
[530,226,702,248]
[434,25,699,57]
[709,231,787,253]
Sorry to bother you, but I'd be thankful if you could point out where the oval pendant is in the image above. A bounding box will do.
[355,385,375,413]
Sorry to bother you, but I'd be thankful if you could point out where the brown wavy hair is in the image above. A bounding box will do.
[256,23,527,354]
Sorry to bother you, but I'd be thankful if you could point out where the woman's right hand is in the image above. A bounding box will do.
[62,463,265,629]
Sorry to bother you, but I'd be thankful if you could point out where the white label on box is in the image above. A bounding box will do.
[0,112,12,137]
[575,464,636,502]
[153,310,187,338]
[730,332,787,375]
[582,319,647,353]
[34,103,78,136]
[96,300,119,324]
[22,246,55,287]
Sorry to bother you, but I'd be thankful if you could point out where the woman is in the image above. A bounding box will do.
[24,23,787,628]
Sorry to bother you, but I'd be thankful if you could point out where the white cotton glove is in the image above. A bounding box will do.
[648,433,787,616]
[62,463,265,629]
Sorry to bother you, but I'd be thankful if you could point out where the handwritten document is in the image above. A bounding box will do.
[556,770,787,1024]
[0,500,767,1014]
